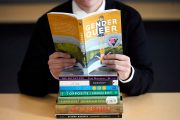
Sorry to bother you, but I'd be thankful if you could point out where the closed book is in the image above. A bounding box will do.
[55,104,123,114]
[59,90,119,97]
[59,81,89,86]
[59,76,117,81]
[90,80,118,85]
[56,113,122,118]
[59,85,119,91]
[59,80,118,86]
[57,96,121,105]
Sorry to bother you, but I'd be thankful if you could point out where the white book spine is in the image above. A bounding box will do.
[59,80,118,86]
[112,80,119,85]
[59,81,89,86]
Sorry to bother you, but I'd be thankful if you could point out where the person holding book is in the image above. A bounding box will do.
[18,0,153,96]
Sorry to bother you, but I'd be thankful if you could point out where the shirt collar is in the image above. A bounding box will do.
[72,0,105,18]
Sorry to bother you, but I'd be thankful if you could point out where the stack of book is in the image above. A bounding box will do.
[55,67,123,118]
[47,9,123,118]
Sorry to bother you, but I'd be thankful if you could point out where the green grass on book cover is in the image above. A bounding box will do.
[48,9,123,75]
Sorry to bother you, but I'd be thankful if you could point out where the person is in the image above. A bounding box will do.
[18,0,153,96]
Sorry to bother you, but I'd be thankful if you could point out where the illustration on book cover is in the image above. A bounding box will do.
[48,9,122,74]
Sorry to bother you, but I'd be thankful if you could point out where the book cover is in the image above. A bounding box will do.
[48,9,122,74]
[55,104,123,114]
[57,96,121,105]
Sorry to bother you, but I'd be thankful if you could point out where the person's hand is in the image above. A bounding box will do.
[48,52,76,79]
[102,54,131,80]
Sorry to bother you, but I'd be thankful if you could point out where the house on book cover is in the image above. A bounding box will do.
[48,9,123,74]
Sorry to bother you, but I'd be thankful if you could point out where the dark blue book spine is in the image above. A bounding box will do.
[59,76,118,80]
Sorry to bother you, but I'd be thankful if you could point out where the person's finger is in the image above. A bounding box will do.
[49,62,76,69]
[50,69,61,79]
[48,58,76,65]
[49,52,71,59]
[102,60,131,68]
[103,54,130,61]
[50,68,61,73]
[106,64,130,72]
[102,59,130,65]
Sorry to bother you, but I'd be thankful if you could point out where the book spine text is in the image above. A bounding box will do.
[55,104,122,114]
[59,80,118,86]
[59,85,119,91]
[57,96,120,105]
[56,114,122,118]
[59,90,119,97]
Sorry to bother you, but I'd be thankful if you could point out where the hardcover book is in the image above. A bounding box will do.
[59,90,119,97]
[59,80,118,86]
[57,96,121,105]
[59,85,119,91]
[48,9,122,74]
[56,113,122,118]
[55,104,123,114]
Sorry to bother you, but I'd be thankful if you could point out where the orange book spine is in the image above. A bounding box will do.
[56,104,122,114]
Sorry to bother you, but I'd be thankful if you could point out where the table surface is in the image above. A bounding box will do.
[0,93,180,120]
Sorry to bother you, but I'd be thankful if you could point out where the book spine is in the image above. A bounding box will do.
[56,114,122,118]
[59,76,118,80]
[90,80,118,85]
[59,81,89,86]
[59,90,119,97]
[55,104,123,114]
[57,96,120,105]
[59,80,118,86]
[59,85,119,91]
[78,19,87,68]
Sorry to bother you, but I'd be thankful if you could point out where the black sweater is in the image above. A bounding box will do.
[18,0,153,96]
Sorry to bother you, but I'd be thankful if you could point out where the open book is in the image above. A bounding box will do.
[48,9,123,74]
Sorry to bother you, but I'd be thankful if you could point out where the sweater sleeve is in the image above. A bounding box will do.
[17,16,58,97]
[119,7,154,96]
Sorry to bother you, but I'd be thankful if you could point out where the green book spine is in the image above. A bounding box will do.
[57,96,121,105]
[59,90,119,97]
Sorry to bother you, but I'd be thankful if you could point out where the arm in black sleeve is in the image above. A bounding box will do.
[17,1,73,97]
[17,16,58,97]
[120,7,154,96]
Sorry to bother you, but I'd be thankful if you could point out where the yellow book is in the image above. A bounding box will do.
[47,9,123,74]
